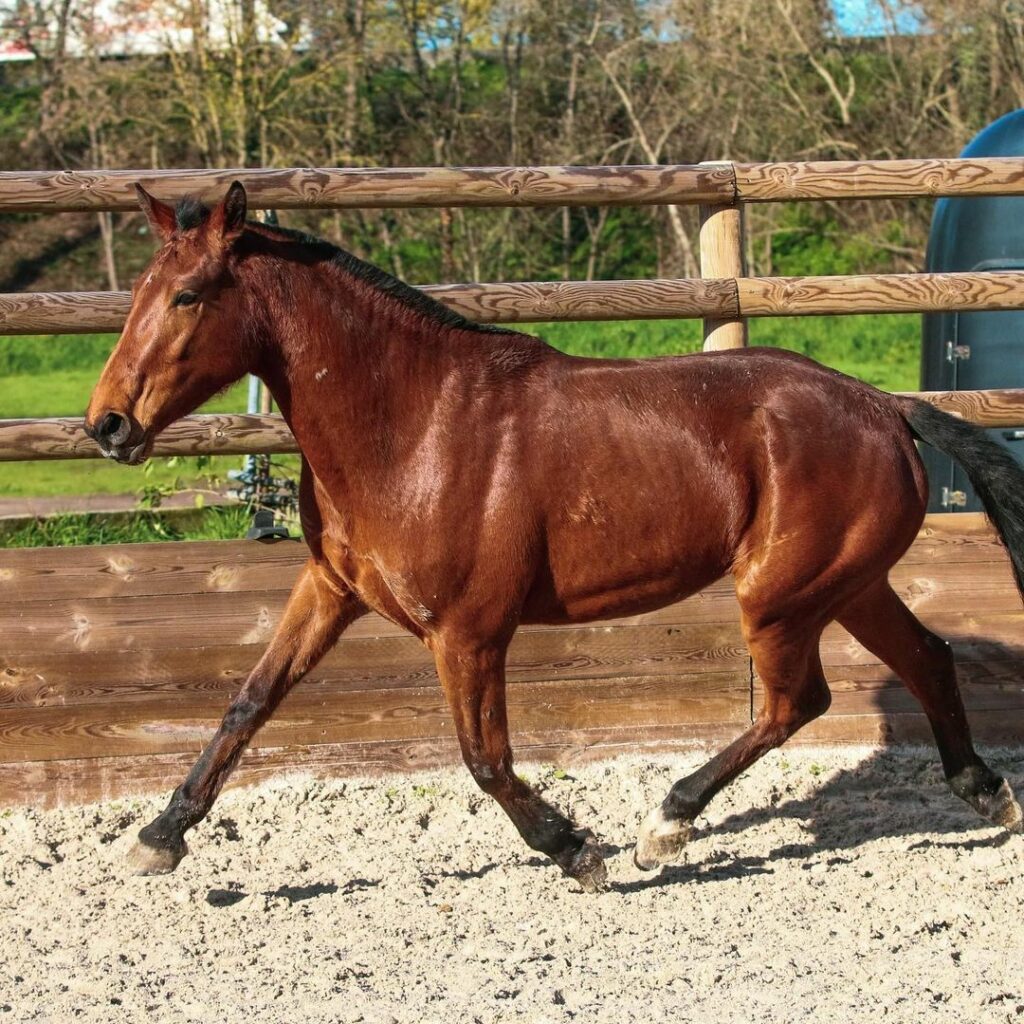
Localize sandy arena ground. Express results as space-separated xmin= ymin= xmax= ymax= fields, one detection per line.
xmin=2 ymin=746 xmax=1023 ymax=1023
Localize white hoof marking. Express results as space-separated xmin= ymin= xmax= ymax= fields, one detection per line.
xmin=634 ymin=806 xmax=691 ymax=871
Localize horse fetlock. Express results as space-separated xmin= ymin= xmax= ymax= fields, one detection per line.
xmin=562 ymin=832 xmax=607 ymax=894
xmin=950 ymin=767 xmax=1023 ymax=833
xmin=633 ymin=805 xmax=692 ymax=871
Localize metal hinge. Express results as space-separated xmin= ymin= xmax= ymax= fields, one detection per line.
xmin=945 ymin=342 xmax=971 ymax=362
xmin=941 ymin=487 xmax=968 ymax=508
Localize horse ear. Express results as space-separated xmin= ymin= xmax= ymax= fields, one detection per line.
xmin=134 ymin=184 xmax=177 ymax=241
xmin=208 ymin=180 xmax=247 ymax=245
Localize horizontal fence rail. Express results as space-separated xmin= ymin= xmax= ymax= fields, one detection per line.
xmin=0 ymin=165 xmax=736 ymax=213
xmin=8 ymin=270 xmax=1024 ymax=335
xmin=4 ymin=158 xmax=1024 ymax=212
xmin=3 ymin=389 xmax=1023 ymax=461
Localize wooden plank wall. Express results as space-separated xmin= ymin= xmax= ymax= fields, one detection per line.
xmin=0 ymin=513 xmax=1021 ymax=808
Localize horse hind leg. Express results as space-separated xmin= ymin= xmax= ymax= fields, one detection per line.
xmin=635 ymin=619 xmax=832 ymax=870
xmin=837 ymin=579 xmax=1022 ymax=833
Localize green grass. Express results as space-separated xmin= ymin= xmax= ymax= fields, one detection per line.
xmin=1 ymin=505 xmax=256 ymax=548
xmin=529 ymin=313 xmax=921 ymax=393
xmin=0 ymin=335 xmax=252 ymax=499
xmin=0 ymin=316 xmax=922 ymax=546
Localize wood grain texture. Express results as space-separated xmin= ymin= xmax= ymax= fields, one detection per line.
xmin=0 ymin=536 xmax=307 ymax=602
xmin=4 ymin=386 xmax=1022 ymax=463
xmin=895 ymin=388 xmax=1024 ymax=427
xmin=0 ymin=513 xmax=995 ymax=599
xmin=699 ymin=199 xmax=747 ymax=350
xmin=6 ymin=268 xmax=1024 ymax=338
xmin=426 ymin=278 xmax=738 ymax=323
xmin=0 ymin=620 xmax=748 ymax=708
xmin=0 ymin=580 xmax=743 ymax=654
xmin=734 ymin=157 xmax=1024 ymax=201
xmin=0 ymin=413 xmax=300 ymax=461
xmin=0 ymin=279 xmax=738 ymax=335
xmin=4 ymin=158 xmax=1024 ymax=215
xmin=0 ymin=672 xmax=749 ymax=764
xmin=0 ymin=726 xmax=746 ymax=809
xmin=0 ymin=165 xmax=736 ymax=213
xmin=1 ymin=514 xmax=1022 ymax=806
xmin=738 ymin=270 xmax=1024 ymax=317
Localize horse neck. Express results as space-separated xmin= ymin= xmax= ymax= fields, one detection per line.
xmin=242 ymin=253 xmax=473 ymax=492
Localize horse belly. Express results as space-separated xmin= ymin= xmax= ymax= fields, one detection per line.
xmin=521 ymin=508 xmax=732 ymax=626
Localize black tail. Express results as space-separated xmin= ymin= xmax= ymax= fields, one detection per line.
xmin=902 ymin=399 xmax=1024 ymax=600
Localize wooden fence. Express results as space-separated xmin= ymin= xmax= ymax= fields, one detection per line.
xmin=1 ymin=158 xmax=1023 ymax=806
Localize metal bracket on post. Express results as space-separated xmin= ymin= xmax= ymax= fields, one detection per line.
xmin=941 ymin=487 xmax=968 ymax=509
xmin=246 ymin=508 xmax=290 ymax=541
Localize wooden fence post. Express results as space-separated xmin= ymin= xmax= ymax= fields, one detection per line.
xmin=698 ymin=161 xmax=747 ymax=350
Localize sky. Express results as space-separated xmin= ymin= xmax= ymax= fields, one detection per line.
xmin=833 ymin=0 xmax=923 ymax=37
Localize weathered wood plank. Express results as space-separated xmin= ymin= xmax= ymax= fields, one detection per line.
xmin=0 ymin=165 xmax=736 ymax=213
xmin=0 ymin=514 xmax=1004 ymax=600
xmin=4 ymin=158 xmax=1024 ymax=216
xmin=0 ymin=413 xmax=300 ymax=461
xmin=0 ymin=537 xmax=305 ymax=600
xmin=0 ymin=672 xmax=749 ymax=764
xmin=698 ymin=192 xmax=747 ymax=350
xmin=0 ymin=724 xmax=746 ymax=809
xmin=734 ymin=157 xmax=1024 ymax=201
xmin=820 ymin=617 xmax=1024 ymax=669
xmin=739 ymin=270 xmax=1024 ymax=317
xmin=0 ymin=619 xmax=748 ymax=708
xmin=3 ymin=386 xmax=1023 ymax=462
xmin=896 ymin=388 xmax=1024 ymax=428
xmin=793 ymin=709 xmax=1024 ymax=746
xmin=7 ymin=554 xmax=1010 ymax=661
xmin=1 ymin=702 xmax=1018 ymax=809
xmin=426 ymin=278 xmax=737 ymax=323
xmin=8 ymin=270 xmax=1024 ymax=337
xmin=0 ymin=537 xmax=308 ymax=602
xmin=0 ymin=280 xmax=738 ymax=334
xmin=0 ymin=581 xmax=743 ymax=653
xmin=901 ymin=513 xmax=1006 ymax=564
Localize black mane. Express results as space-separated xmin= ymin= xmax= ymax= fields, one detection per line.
xmin=175 ymin=196 xmax=209 ymax=232
xmin=172 ymin=198 xmax=511 ymax=336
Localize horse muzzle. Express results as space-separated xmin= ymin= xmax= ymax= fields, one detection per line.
xmin=84 ymin=410 xmax=151 ymax=465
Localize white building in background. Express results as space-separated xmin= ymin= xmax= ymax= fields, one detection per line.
xmin=0 ymin=0 xmax=290 ymax=63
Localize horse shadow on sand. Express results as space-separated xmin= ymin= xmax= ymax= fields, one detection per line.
xmin=612 ymin=640 xmax=1024 ymax=893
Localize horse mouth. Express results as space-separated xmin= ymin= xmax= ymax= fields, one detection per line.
xmin=100 ymin=436 xmax=152 ymax=466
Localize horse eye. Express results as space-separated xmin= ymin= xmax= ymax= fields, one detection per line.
xmin=173 ymin=290 xmax=199 ymax=307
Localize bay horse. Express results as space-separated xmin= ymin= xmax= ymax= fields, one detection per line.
xmin=85 ymin=182 xmax=1023 ymax=892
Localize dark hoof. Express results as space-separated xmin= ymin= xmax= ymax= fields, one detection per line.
xmin=126 ymin=832 xmax=188 ymax=876
xmin=634 ymin=806 xmax=691 ymax=871
xmin=564 ymin=833 xmax=607 ymax=894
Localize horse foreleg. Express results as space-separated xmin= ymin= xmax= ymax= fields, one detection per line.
xmin=433 ymin=640 xmax=607 ymax=893
xmin=127 ymin=560 xmax=364 ymax=875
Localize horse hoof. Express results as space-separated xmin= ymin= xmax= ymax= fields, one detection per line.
xmin=986 ymin=779 xmax=1023 ymax=834
xmin=566 ymin=835 xmax=608 ymax=894
xmin=126 ymin=836 xmax=188 ymax=876
xmin=634 ymin=806 xmax=691 ymax=871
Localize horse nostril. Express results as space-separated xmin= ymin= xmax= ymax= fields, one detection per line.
xmin=97 ymin=412 xmax=130 ymax=445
